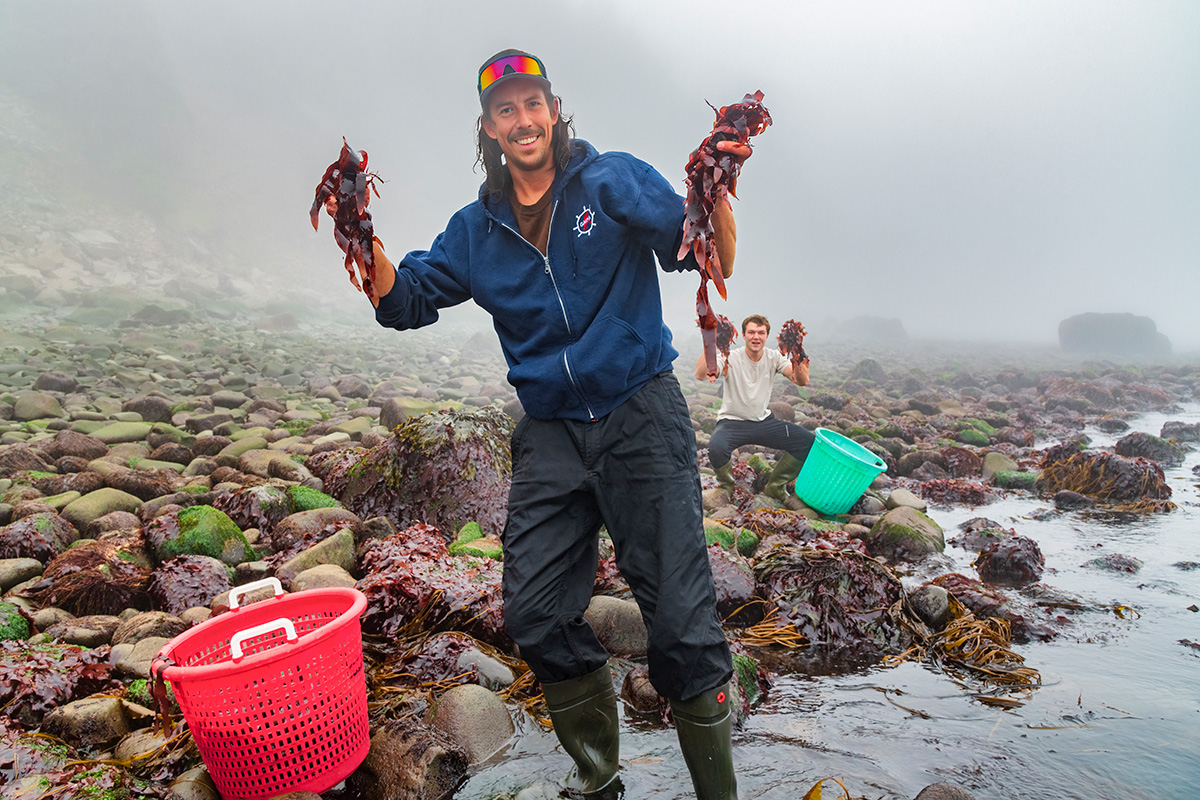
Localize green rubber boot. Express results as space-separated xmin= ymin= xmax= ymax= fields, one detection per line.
xmin=670 ymin=683 xmax=738 ymax=800
xmin=713 ymin=460 xmax=735 ymax=493
xmin=541 ymin=666 xmax=621 ymax=794
xmin=763 ymin=452 xmax=805 ymax=505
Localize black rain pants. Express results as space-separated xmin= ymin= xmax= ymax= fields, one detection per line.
xmin=707 ymin=413 xmax=816 ymax=469
xmin=501 ymin=372 xmax=732 ymax=702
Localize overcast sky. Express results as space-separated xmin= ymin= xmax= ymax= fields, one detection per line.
xmin=2 ymin=1 xmax=1197 ymax=348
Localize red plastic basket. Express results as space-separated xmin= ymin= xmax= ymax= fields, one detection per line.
xmin=152 ymin=578 xmax=370 ymax=800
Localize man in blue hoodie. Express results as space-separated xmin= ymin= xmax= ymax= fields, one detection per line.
xmin=364 ymin=49 xmax=744 ymax=799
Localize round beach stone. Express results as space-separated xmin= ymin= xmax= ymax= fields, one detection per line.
xmin=426 ymin=683 xmax=514 ymax=764
xmin=584 ymin=595 xmax=647 ymax=657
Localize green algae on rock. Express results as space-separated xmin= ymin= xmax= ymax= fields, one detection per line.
xmin=143 ymin=505 xmax=256 ymax=565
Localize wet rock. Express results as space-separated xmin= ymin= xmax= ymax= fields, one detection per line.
xmin=621 ymin=664 xmax=662 ymax=715
xmin=895 ymin=450 xmax=948 ymax=478
xmin=930 ymin=573 xmax=1038 ymax=643
xmin=113 ymin=635 xmax=170 ymax=678
xmin=168 ymin=767 xmax=220 ymax=800
xmin=13 ymin=392 xmax=65 ymax=421
xmin=349 ymin=718 xmax=469 ymax=800
xmin=885 ymin=488 xmax=927 ymax=512
xmin=83 ymin=509 xmax=142 ymax=538
xmin=89 ymin=421 xmax=153 ymax=445
xmin=0 ymin=511 xmax=79 ymax=561
xmin=909 ymin=460 xmax=951 ymax=482
xmin=114 ymin=727 xmax=171 ymax=763
xmin=584 ymin=595 xmax=648 ymax=657
xmin=866 ymin=507 xmax=945 ymax=561
xmin=940 ymin=446 xmax=982 ymax=478
xmin=913 ymin=783 xmax=979 ymax=800
xmin=149 ymin=555 xmax=234 ymax=615
xmin=0 ymin=557 xmax=43 ymax=591
xmin=34 ymin=371 xmax=79 ymax=393
xmin=1054 ymin=490 xmax=1094 ymax=510
xmin=41 ymin=430 xmax=109 ymax=461
xmin=0 ymin=443 xmax=53 ymax=477
xmin=270 ymin=506 xmax=362 ymax=553
xmin=1114 ymin=432 xmax=1185 ymax=467
xmin=290 ymin=562 xmax=357 ymax=591
xmin=707 ymin=545 xmax=761 ymax=627
xmin=908 ymin=584 xmax=953 ymax=631
xmin=426 ymin=683 xmax=514 ymax=763
xmin=122 ymin=396 xmax=173 ymax=424
xmin=273 ymin=528 xmax=355 ymax=589
xmin=60 ymin=487 xmax=143 ymax=530
xmin=981 ymin=451 xmax=1018 ymax=480
xmin=1161 ymin=421 xmax=1200 ymax=443
xmin=43 ymin=614 xmax=123 ymax=647
xmin=975 ymin=536 xmax=1045 ymax=586
xmin=43 ymin=696 xmax=133 ymax=748
xmin=1082 ymin=552 xmax=1143 ymax=573
xmin=149 ymin=442 xmax=193 ymax=465
xmin=111 ymin=610 xmax=189 ymax=646
xmin=143 ymin=505 xmax=255 ymax=565
xmin=1041 ymin=445 xmax=1171 ymax=505
xmin=310 ymin=406 xmax=513 ymax=539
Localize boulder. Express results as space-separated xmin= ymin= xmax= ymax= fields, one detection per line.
xmin=41 ymin=430 xmax=109 ymax=461
xmin=1058 ymin=312 xmax=1171 ymax=356
xmin=13 ymin=393 xmax=65 ymax=421
xmin=349 ymin=719 xmax=468 ymax=800
xmin=42 ymin=614 xmax=123 ymax=647
xmin=122 ymin=396 xmax=174 ymax=424
xmin=290 ymin=563 xmax=357 ymax=591
xmin=426 ymin=683 xmax=514 ymax=763
xmin=60 ymin=488 xmax=143 ymax=530
xmin=975 ymin=536 xmax=1045 ymax=586
xmin=584 ymin=595 xmax=648 ymax=657
xmin=0 ymin=512 xmax=80 ymax=561
xmin=273 ymin=529 xmax=355 ymax=589
xmin=866 ymin=507 xmax=945 ymax=561
xmin=43 ymin=696 xmax=133 ymax=748
xmin=111 ymin=610 xmax=189 ymax=646
xmin=1114 ymin=432 xmax=1185 ymax=467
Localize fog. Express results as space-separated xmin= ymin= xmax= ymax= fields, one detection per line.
xmin=2 ymin=0 xmax=1197 ymax=349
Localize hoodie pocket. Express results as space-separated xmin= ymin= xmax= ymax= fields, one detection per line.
xmin=564 ymin=315 xmax=650 ymax=403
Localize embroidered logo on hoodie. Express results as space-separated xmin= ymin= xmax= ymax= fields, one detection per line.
xmin=573 ymin=205 xmax=595 ymax=237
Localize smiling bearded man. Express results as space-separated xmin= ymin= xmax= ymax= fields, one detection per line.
xmin=360 ymin=48 xmax=752 ymax=799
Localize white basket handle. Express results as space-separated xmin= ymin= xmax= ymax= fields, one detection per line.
xmin=230 ymin=617 xmax=298 ymax=660
xmin=229 ymin=577 xmax=284 ymax=611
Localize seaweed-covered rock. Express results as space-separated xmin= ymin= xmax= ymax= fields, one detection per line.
xmin=143 ymin=505 xmax=255 ymax=565
xmin=0 ymin=512 xmax=79 ymax=562
xmin=270 ymin=506 xmax=361 ymax=556
xmin=212 ymin=484 xmax=292 ymax=534
xmin=385 ymin=631 xmax=516 ymax=691
xmin=30 ymin=536 xmax=152 ymax=616
xmin=310 ymin=407 xmax=513 ymax=539
xmin=149 ymin=555 xmax=234 ymax=615
xmin=1114 ymin=432 xmax=1185 ymax=467
xmin=754 ymin=547 xmax=908 ymax=652
xmin=975 ymin=536 xmax=1045 ymax=587
xmin=866 ymin=507 xmax=945 ymax=561
xmin=929 ymin=573 xmax=1041 ymax=643
xmin=1161 ymin=421 xmax=1200 ymax=443
xmin=41 ymin=430 xmax=109 ymax=462
xmin=1039 ymin=446 xmax=1172 ymax=506
xmin=0 ymin=640 xmax=113 ymax=725
xmin=358 ymin=522 xmax=506 ymax=648
xmin=706 ymin=544 xmax=761 ymax=627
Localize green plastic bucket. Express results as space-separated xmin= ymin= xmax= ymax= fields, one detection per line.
xmin=792 ymin=428 xmax=887 ymax=514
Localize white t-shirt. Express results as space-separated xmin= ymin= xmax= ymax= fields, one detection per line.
xmin=716 ymin=347 xmax=790 ymax=422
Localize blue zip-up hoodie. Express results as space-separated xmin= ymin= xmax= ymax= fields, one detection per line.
xmin=375 ymin=139 xmax=699 ymax=421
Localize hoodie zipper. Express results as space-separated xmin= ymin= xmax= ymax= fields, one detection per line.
xmin=498 ymin=200 xmax=596 ymax=420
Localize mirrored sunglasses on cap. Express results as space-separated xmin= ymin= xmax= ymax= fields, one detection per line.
xmin=478 ymin=54 xmax=548 ymax=95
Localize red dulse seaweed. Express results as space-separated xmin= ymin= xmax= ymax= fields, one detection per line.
xmin=776 ymin=319 xmax=808 ymax=371
xmin=311 ymin=138 xmax=384 ymax=296
xmin=681 ymin=92 xmax=771 ymax=379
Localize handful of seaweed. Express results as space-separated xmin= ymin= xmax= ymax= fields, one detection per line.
xmin=777 ymin=319 xmax=808 ymax=371
xmin=311 ymin=138 xmax=384 ymax=297
xmin=682 ymin=91 xmax=772 ymax=379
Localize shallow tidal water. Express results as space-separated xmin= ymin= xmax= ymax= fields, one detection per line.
xmin=455 ymin=406 xmax=1200 ymax=800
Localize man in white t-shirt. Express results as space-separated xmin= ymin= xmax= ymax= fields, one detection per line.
xmin=694 ymin=314 xmax=812 ymax=505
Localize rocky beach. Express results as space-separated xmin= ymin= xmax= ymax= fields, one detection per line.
xmin=2 ymin=275 xmax=1198 ymax=800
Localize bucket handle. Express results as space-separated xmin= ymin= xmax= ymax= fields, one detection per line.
xmin=230 ymin=617 xmax=298 ymax=660
xmin=229 ymin=577 xmax=284 ymax=611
